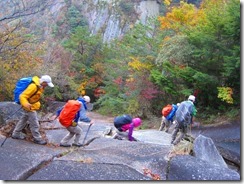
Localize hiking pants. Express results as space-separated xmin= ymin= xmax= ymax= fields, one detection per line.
xmin=159 ymin=116 xmax=171 ymax=132
xmin=171 ymin=121 xmax=187 ymax=145
xmin=61 ymin=125 xmax=82 ymax=144
xmin=13 ymin=110 xmax=42 ymax=141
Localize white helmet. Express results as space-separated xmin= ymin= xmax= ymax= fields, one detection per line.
xmin=40 ymin=75 xmax=54 ymax=87
xmin=188 ymin=95 xmax=196 ymax=102
xmin=83 ymin=95 xmax=91 ymax=103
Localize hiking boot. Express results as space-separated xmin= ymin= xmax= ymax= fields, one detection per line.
xmin=60 ymin=143 xmax=71 ymax=147
xmin=12 ymin=134 xmax=26 ymax=140
xmin=34 ymin=139 xmax=47 ymax=145
xmin=72 ymin=143 xmax=83 ymax=147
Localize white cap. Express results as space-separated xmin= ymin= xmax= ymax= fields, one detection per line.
xmin=83 ymin=95 xmax=91 ymax=103
xmin=188 ymin=95 xmax=195 ymax=102
xmin=40 ymin=75 xmax=54 ymax=87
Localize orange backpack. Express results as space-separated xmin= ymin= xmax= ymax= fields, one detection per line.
xmin=59 ymin=100 xmax=81 ymax=127
xmin=162 ymin=104 xmax=173 ymax=117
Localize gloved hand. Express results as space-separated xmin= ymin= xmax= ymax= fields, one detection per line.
xmin=90 ymin=120 xmax=94 ymax=125
xmin=71 ymin=121 xmax=77 ymax=126
xmin=24 ymin=103 xmax=32 ymax=110
xmin=132 ymin=137 xmax=138 ymax=142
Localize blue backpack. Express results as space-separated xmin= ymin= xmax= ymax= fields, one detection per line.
xmin=14 ymin=77 xmax=38 ymax=104
xmin=166 ymin=104 xmax=178 ymax=121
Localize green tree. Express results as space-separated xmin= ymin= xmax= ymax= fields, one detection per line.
xmin=96 ymin=20 xmax=166 ymax=117
xmin=187 ymin=0 xmax=240 ymax=107
xmin=66 ymin=5 xmax=88 ymax=33
xmin=157 ymin=0 xmax=240 ymax=112
xmin=221 ymin=0 xmax=240 ymax=103
xmin=62 ymin=26 xmax=105 ymax=98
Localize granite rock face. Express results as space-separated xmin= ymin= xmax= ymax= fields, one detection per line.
xmin=0 ymin=102 xmax=240 ymax=181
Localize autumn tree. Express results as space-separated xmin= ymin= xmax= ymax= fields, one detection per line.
xmin=156 ymin=0 xmax=240 ymax=115
xmin=0 ymin=0 xmax=54 ymax=101
xmin=96 ymin=20 xmax=165 ymax=117
xmin=0 ymin=25 xmax=46 ymax=101
xmin=187 ymin=0 xmax=240 ymax=108
xmin=62 ymin=26 xmax=105 ymax=100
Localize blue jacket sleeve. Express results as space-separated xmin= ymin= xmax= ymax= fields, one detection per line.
xmin=78 ymin=103 xmax=91 ymax=122
xmin=74 ymin=111 xmax=80 ymax=123
xmin=56 ymin=107 xmax=63 ymax=116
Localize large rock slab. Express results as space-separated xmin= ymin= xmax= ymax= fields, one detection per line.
xmin=193 ymin=134 xmax=228 ymax=168
xmin=190 ymin=121 xmax=240 ymax=170
xmin=168 ymin=155 xmax=240 ymax=180
xmin=28 ymin=137 xmax=172 ymax=180
xmin=27 ymin=160 xmax=151 ymax=180
xmin=133 ymin=129 xmax=172 ymax=146
xmin=0 ymin=135 xmax=64 ymax=180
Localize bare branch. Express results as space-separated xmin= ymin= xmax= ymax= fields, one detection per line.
xmin=0 ymin=0 xmax=55 ymax=23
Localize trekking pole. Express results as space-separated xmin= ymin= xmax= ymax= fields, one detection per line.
xmin=81 ymin=123 xmax=93 ymax=146
xmin=4 ymin=106 xmax=22 ymax=122
xmin=1 ymin=125 xmax=16 ymax=147
xmin=1 ymin=106 xmax=22 ymax=147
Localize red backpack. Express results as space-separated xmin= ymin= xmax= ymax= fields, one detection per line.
xmin=162 ymin=104 xmax=173 ymax=117
xmin=59 ymin=100 xmax=81 ymax=127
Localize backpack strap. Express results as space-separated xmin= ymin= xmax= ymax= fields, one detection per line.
xmin=28 ymin=83 xmax=40 ymax=104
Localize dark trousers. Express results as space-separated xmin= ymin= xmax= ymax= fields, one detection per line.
xmin=171 ymin=121 xmax=187 ymax=145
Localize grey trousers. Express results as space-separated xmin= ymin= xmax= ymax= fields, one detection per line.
xmin=61 ymin=126 xmax=82 ymax=144
xmin=13 ymin=110 xmax=42 ymax=140
xmin=159 ymin=116 xmax=171 ymax=132
xmin=171 ymin=121 xmax=187 ymax=145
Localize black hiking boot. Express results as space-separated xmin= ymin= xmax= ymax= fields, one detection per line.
xmin=34 ymin=139 xmax=47 ymax=145
xmin=12 ymin=134 xmax=26 ymax=140
xmin=60 ymin=143 xmax=71 ymax=147
xmin=72 ymin=143 xmax=83 ymax=147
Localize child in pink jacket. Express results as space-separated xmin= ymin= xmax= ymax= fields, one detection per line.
xmin=112 ymin=114 xmax=142 ymax=141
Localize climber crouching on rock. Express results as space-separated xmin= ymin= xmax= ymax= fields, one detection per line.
xmin=112 ymin=114 xmax=141 ymax=141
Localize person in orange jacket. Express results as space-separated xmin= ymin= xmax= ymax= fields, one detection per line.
xmin=12 ymin=75 xmax=54 ymax=145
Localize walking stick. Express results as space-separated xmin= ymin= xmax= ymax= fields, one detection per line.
xmin=81 ymin=123 xmax=92 ymax=146
xmin=4 ymin=106 xmax=22 ymax=122
xmin=1 ymin=125 xmax=16 ymax=147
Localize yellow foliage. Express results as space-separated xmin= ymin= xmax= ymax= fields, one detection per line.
xmin=164 ymin=0 xmax=172 ymax=6
xmin=128 ymin=57 xmax=153 ymax=71
xmin=217 ymin=87 xmax=234 ymax=104
xmin=126 ymin=75 xmax=134 ymax=83
xmin=77 ymin=81 xmax=87 ymax=96
xmin=0 ymin=25 xmax=47 ymax=100
xmin=158 ymin=1 xmax=200 ymax=32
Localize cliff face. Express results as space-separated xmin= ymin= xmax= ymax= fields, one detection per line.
xmin=0 ymin=0 xmax=160 ymax=42
xmin=80 ymin=0 xmax=160 ymax=42
xmin=48 ymin=0 xmax=160 ymax=42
